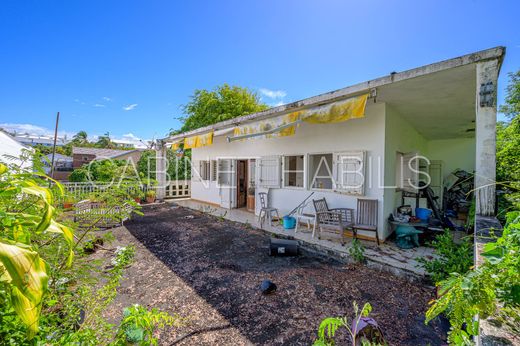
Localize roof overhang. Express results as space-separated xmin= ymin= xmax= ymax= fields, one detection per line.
xmin=163 ymin=46 xmax=505 ymax=144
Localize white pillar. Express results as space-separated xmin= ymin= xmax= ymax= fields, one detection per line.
xmin=155 ymin=142 xmax=168 ymax=201
xmin=475 ymin=59 xmax=500 ymax=216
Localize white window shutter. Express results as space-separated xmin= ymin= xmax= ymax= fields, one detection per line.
xmin=335 ymin=151 xmax=365 ymax=195
xmin=217 ymin=159 xmax=234 ymax=186
xmin=191 ymin=160 xmax=199 ymax=180
xmin=257 ymin=155 xmax=281 ymax=188
xmin=402 ymin=152 xmax=419 ymax=192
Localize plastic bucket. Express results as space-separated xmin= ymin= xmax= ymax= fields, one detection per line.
xmin=282 ymin=216 xmax=296 ymax=229
xmin=415 ymin=208 xmax=432 ymax=221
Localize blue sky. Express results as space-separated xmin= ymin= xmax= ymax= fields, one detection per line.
xmin=0 ymin=0 xmax=518 ymax=143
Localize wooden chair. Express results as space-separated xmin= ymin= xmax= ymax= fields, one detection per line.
xmin=353 ymin=198 xmax=379 ymax=245
xmin=312 ymin=198 xmax=354 ymax=245
xmin=294 ymin=201 xmax=316 ymax=234
xmin=258 ymin=192 xmax=280 ymax=228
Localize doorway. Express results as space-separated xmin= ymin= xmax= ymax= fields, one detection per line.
xmin=236 ymin=160 xmax=248 ymax=208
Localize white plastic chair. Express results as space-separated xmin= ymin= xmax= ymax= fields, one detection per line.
xmin=294 ymin=202 xmax=316 ymax=234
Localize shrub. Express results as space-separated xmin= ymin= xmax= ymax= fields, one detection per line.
xmin=418 ymin=230 xmax=473 ymax=283
xmin=348 ymin=238 xmax=366 ymax=264
xmin=425 ymin=211 xmax=520 ymax=344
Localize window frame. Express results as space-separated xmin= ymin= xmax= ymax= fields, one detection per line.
xmin=307 ymin=152 xmax=335 ymax=191
xmin=199 ymin=160 xmax=211 ymax=181
xmin=282 ymin=154 xmax=306 ymax=189
xmin=334 ymin=150 xmax=366 ymax=196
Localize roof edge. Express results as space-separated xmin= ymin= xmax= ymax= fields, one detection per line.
xmin=164 ymin=46 xmax=506 ymax=143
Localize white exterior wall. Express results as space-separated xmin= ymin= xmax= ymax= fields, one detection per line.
xmin=426 ymin=138 xmax=476 ymax=179
xmin=191 ymin=102 xmax=388 ymax=239
xmin=0 ymin=132 xmax=33 ymax=170
xmin=382 ymin=106 xmax=429 ymax=238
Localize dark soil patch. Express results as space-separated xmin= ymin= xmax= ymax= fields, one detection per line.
xmin=108 ymin=203 xmax=447 ymax=345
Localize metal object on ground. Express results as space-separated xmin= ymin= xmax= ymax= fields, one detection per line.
xmin=269 ymin=238 xmax=299 ymax=256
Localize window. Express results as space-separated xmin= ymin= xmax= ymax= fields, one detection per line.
xmin=334 ymin=151 xmax=365 ymax=195
xmin=283 ymin=155 xmax=305 ymax=188
xmin=197 ymin=160 xmax=211 ymax=181
xmin=396 ymin=152 xmax=419 ymax=192
xmin=308 ymin=153 xmax=334 ymax=190
xmin=191 ymin=161 xmax=211 ymax=180
xmin=210 ymin=160 xmax=217 ymax=181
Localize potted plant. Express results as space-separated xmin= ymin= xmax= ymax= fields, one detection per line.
xmin=145 ymin=190 xmax=156 ymax=204
xmin=247 ymin=185 xmax=255 ymax=212
xmin=63 ymin=195 xmax=75 ymax=209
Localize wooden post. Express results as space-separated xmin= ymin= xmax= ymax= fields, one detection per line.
xmin=50 ymin=112 xmax=60 ymax=179
xmin=475 ymin=59 xmax=500 ymax=217
xmin=155 ymin=141 xmax=167 ymax=201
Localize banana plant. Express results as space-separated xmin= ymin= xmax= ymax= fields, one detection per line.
xmin=0 ymin=163 xmax=75 ymax=338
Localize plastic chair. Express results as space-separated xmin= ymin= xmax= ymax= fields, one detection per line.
xmin=258 ymin=192 xmax=280 ymax=228
xmin=294 ymin=201 xmax=316 ymax=234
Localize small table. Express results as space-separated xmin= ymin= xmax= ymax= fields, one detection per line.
xmin=389 ymin=221 xmax=428 ymax=249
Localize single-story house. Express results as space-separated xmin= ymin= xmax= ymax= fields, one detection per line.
xmin=157 ymin=47 xmax=505 ymax=242
xmin=72 ymin=147 xmax=144 ymax=169
xmin=43 ymin=153 xmax=73 ymax=181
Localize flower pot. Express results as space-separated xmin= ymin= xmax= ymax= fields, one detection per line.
xmin=247 ymin=195 xmax=255 ymax=212
xmin=146 ymin=196 xmax=155 ymax=204
xmin=134 ymin=197 xmax=141 ymax=204
xmin=63 ymin=202 xmax=73 ymax=209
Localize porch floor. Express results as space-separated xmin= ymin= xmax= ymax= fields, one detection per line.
xmin=172 ymin=199 xmax=436 ymax=279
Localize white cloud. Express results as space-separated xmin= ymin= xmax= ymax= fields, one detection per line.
xmin=0 ymin=123 xmax=76 ymax=139
xmin=0 ymin=123 xmax=151 ymax=148
xmin=123 ymin=103 xmax=138 ymax=111
xmin=259 ymin=88 xmax=287 ymax=99
xmin=93 ymin=103 xmax=106 ymax=108
xmin=102 ymin=96 xmax=111 ymax=101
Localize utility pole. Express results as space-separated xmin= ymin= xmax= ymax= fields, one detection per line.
xmin=50 ymin=112 xmax=60 ymax=179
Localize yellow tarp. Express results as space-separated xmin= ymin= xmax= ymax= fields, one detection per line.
xmin=301 ymin=93 xmax=368 ymax=124
xmin=233 ymin=111 xmax=301 ymax=140
xmin=170 ymin=140 xmax=182 ymax=150
xmin=184 ymin=132 xmax=213 ymax=149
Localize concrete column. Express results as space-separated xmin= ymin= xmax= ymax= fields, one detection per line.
xmin=155 ymin=142 xmax=168 ymax=201
xmin=475 ymin=59 xmax=500 ymax=216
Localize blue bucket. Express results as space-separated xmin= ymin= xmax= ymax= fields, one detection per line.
xmin=415 ymin=208 xmax=432 ymax=221
xmin=283 ymin=216 xmax=296 ymax=229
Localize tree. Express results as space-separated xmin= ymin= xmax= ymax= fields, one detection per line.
xmin=497 ymin=69 xmax=520 ymax=216
xmin=72 ymin=131 xmax=89 ymax=145
xmin=499 ymin=70 xmax=520 ymax=120
xmin=96 ymin=132 xmax=113 ymax=149
xmin=173 ymin=84 xmax=268 ymax=134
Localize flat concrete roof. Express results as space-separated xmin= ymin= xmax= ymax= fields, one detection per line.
xmin=165 ymin=46 xmax=505 ymax=143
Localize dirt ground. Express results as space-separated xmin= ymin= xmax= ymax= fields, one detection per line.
xmin=100 ymin=203 xmax=447 ymax=345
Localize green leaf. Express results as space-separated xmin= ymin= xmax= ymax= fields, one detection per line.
xmin=45 ymin=220 xmax=74 ymax=267
xmin=0 ymin=242 xmax=49 ymax=338
xmin=0 ymin=163 xmax=7 ymax=175
xmin=20 ymin=182 xmax=53 ymax=205
xmin=125 ymin=325 xmax=145 ymax=343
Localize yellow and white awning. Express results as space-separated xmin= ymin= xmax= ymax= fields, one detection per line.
xmin=231 ymin=111 xmax=301 ymax=142
xmin=228 ymin=93 xmax=368 ymax=142
xmin=184 ymin=131 xmax=214 ymax=149
xmin=301 ymin=93 xmax=368 ymax=124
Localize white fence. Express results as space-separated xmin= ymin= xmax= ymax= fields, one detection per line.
xmin=165 ymin=180 xmax=191 ymax=199
xmin=62 ymin=180 xmax=191 ymax=199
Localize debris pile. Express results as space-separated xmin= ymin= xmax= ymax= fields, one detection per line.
xmin=443 ymin=169 xmax=474 ymax=220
